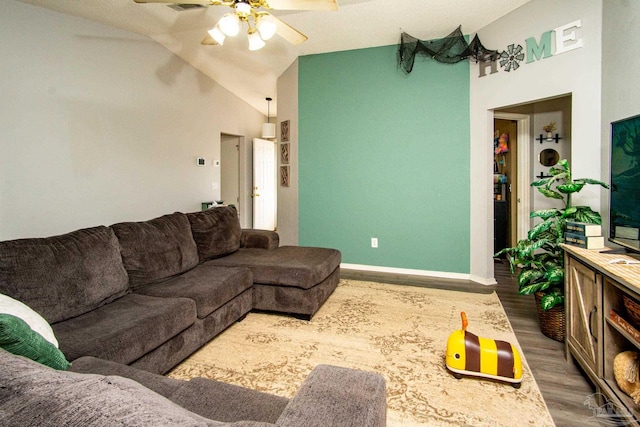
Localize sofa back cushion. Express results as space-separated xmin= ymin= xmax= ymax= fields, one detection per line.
xmin=111 ymin=213 xmax=199 ymax=289
xmin=186 ymin=206 xmax=241 ymax=262
xmin=0 ymin=226 xmax=129 ymax=324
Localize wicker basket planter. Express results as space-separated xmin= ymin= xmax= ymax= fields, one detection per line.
xmin=534 ymin=292 xmax=566 ymax=342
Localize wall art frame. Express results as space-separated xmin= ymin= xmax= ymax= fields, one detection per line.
xmin=280 ymin=165 xmax=290 ymax=187
xmin=280 ymin=120 xmax=290 ymax=142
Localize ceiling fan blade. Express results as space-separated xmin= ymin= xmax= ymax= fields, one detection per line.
xmin=201 ymin=34 xmax=219 ymax=45
xmin=272 ymin=15 xmax=308 ymax=45
xmin=265 ymin=0 xmax=338 ymax=11
xmin=133 ymin=0 xmax=214 ymax=4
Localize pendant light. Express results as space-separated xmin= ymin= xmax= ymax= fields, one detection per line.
xmin=261 ymin=97 xmax=276 ymax=139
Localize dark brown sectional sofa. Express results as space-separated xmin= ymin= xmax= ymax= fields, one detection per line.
xmin=0 ymin=206 xmax=387 ymax=426
xmin=0 ymin=206 xmax=340 ymax=373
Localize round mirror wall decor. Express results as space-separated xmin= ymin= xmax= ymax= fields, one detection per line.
xmin=539 ymin=149 xmax=560 ymax=167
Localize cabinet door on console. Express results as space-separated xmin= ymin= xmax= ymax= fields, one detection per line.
xmin=566 ymin=256 xmax=602 ymax=378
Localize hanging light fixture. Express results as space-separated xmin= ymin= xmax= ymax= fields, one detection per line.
xmin=256 ymin=14 xmax=277 ymax=41
xmin=248 ymin=27 xmax=266 ymax=51
xmin=262 ymin=97 xmax=276 ymax=139
xmin=207 ymin=1 xmax=280 ymax=51
xmin=207 ymin=25 xmax=226 ymax=45
xmin=218 ymin=13 xmax=241 ymax=36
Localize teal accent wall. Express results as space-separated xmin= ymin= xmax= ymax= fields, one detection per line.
xmin=299 ymin=44 xmax=470 ymax=274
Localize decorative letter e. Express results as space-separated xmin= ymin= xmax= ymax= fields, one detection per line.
xmin=554 ymin=20 xmax=583 ymax=55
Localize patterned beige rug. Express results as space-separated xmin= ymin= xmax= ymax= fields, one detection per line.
xmin=168 ymin=279 xmax=554 ymax=426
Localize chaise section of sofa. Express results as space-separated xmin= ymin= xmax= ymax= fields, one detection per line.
xmin=187 ymin=206 xmax=341 ymax=320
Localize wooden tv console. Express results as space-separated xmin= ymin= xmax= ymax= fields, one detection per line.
xmin=564 ymin=244 xmax=640 ymax=425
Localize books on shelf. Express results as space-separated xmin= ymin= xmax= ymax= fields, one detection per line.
xmin=610 ymin=310 xmax=640 ymax=345
xmin=566 ymin=221 xmax=602 ymax=237
xmin=564 ymin=232 xmax=605 ymax=249
xmin=564 ymin=221 xmax=605 ymax=249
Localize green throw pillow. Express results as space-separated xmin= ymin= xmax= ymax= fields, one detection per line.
xmin=0 ymin=313 xmax=71 ymax=370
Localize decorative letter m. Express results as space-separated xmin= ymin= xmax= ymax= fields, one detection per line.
xmin=525 ymin=31 xmax=552 ymax=64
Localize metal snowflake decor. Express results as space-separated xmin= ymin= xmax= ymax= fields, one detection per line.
xmin=499 ymin=44 xmax=525 ymax=72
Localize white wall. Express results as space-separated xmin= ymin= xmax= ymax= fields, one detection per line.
xmin=0 ymin=2 xmax=264 ymax=240
xmin=601 ymin=1 xmax=640 ymax=234
xmin=470 ymin=0 xmax=604 ymax=281
xmin=276 ymin=60 xmax=299 ymax=245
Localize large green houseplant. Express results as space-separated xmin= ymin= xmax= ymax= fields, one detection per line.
xmin=495 ymin=159 xmax=609 ymax=313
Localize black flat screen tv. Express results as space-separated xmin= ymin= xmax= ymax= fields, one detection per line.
xmin=609 ymin=113 xmax=640 ymax=253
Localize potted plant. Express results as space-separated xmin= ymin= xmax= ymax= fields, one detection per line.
xmin=543 ymin=122 xmax=557 ymax=140
xmin=495 ymin=159 xmax=609 ymax=341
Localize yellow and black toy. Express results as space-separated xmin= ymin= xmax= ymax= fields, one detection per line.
xmin=445 ymin=312 xmax=523 ymax=388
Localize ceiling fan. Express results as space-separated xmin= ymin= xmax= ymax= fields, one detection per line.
xmin=133 ymin=0 xmax=338 ymax=50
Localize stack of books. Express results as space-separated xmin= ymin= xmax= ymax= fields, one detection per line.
xmin=564 ymin=221 xmax=605 ymax=249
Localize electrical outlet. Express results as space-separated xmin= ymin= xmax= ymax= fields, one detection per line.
xmin=371 ymin=237 xmax=378 ymax=248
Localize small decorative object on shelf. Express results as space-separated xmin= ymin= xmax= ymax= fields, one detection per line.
xmin=614 ymin=351 xmax=640 ymax=405
xmin=536 ymin=122 xmax=563 ymax=143
xmin=624 ymin=295 xmax=640 ymax=329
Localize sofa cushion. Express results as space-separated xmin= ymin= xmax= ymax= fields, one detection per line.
xmin=134 ymin=265 xmax=253 ymax=319
xmin=170 ymin=377 xmax=289 ymax=424
xmin=0 ymin=349 xmax=223 ymax=427
xmin=187 ymin=206 xmax=242 ymax=262
xmin=71 ymin=355 xmax=186 ymax=398
xmin=205 ymin=246 xmax=342 ymax=289
xmin=70 ymin=355 xmax=289 ymax=424
xmin=52 ymin=293 xmax=197 ymax=364
xmin=0 ymin=314 xmax=71 ymax=370
xmin=0 ymin=226 xmax=130 ymax=323
xmin=112 ymin=212 xmax=199 ymax=289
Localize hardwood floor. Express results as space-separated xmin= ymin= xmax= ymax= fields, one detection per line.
xmin=342 ymin=262 xmax=601 ymax=427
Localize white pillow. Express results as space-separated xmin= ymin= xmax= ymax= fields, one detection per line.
xmin=0 ymin=293 xmax=59 ymax=348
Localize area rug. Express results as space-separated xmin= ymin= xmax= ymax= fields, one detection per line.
xmin=168 ymin=279 xmax=554 ymax=426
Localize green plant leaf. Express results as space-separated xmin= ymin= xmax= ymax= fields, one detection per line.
xmin=544 ymin=265 xmax=564 ymax=284
xmin=531 ymin=209 xmax=561 ymax=220
xmin=531 ymin=178 xmax=551 ymax=187
xmin=540 ymin=293 xmax=564 ymax=310
xmin=572 ymin=207 xmax=602 ymax=224
xmin=537 ymin=188 xmax=564 ymax=199
xmin=557 ymin=183 xmax=584 ymax=194
xmin=561 ymin=207 xmax=577 ymax=218
xmin=528 ymin=220 xmax=555 ymax=240
xmin=556 ymin=159 xmax=569 ymax=171
xmin=518 ymin=268 xmax=545 ymax=289
xmin=576 ymin=178 xmax=610 ymax=189
xmin=520 ymin=281 xmax=544 ymax=295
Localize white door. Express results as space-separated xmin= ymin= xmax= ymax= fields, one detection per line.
xmin=252 ymin=138 xmax=276 ymax=230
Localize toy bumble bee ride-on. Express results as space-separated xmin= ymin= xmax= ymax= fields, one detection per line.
xmin=446 ymin=312 xmax=523 ymax=388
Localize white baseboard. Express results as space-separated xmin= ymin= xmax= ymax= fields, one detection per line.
xmin=341 ymin=263 xmax=497 ymax=286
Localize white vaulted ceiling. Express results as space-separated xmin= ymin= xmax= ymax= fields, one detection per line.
xmin=16 ymin=0 xmax=531 ymax=115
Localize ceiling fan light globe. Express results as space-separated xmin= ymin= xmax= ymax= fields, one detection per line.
xmin=235 ymin=1 xmax=251 ymax=17
xmin=207 ymin=25 xmax=226 ymax=45
xmin=219 ymin=13 xmax=241 ymax=37
xmin=248 ymin=29 xmax=266 ymax=51
xmin=256 ymin=16 xmax=277 ymax=41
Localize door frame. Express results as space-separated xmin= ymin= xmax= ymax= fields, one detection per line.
xmin=494 ymin=112 xmax=531 ymax=241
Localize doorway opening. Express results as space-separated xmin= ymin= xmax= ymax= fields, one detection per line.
xmin=493 ymin=95 xmax=572 ymax=256
xmin=221 ymin=132 xmax=241 ymax=215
